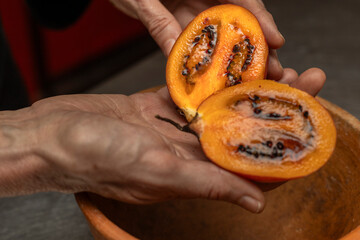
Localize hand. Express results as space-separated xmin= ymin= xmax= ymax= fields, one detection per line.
xmin=4 ymin=88 xmax=264 ymax=213
xmin=0 ymin=65 xmax=324 ymax=212
xmin=110 ymin=0 xmax=326 ymax=94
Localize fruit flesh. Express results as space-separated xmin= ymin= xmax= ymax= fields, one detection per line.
xmin=191 ymin=80 xmax=336 ymax=182
xmin=167 ymin=4 xmax=268 ymax=121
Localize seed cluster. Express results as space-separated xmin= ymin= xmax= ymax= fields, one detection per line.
xmin=202 ymin=25 xmax=217 ymax=48
xmin=237 ymin=140 xmax=285 ymax=159
xmin=248 ymin=95 xmax=292 ymax=120
xmin=242 ymin=38 xmax=255 ymax=71
xmin=182 ymin=25 xmax=217 ymax=82
xmin=226 ymin=38 xmax=255 ymax=87
xmin=235 ymin=94 xmax=314 ymax=159
xmin=233 ymin=95 xmax=314 ymax=161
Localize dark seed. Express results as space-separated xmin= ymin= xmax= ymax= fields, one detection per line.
xmin=244 ymin=38 xmax=250 ymax=43
xmin=299 ymin=105 xmax=303 ymax=112
xmin=227 ymin=63 xmax=231 ymax=71
xmin=269 ymin=113 xmax=281 ymax=118
xmin=209 ymin=41 xmax=214 ymax=48
xmin=182 ymin=69 xmax=188 ymax=76
xmin=246 ymin=146 xmax=252 ymax=154
xmin=254 ymin=151 xmax=259 ymax=158
xmin=207 ymin=49 xmax=213 ymax=54
xmin=233 ymin=80 xmax=242 ymax=86
xmin=208 ymin=31 xmax=214 ymax=40
xmin=238 ymin=145 xmax=246 ymax=152
xmin=233 ymin=44 xmax=240 ymax=53
xmin=276 ymin=142 xmax=284 ymax=150
xmin=195 ymin=63 xmax=200 ymax=71
xmin=254 ymin=108 xmax=262 ymax=114
xmin=250 ymin=45 xmax=255 ymax=50
xmin=208 ymin=25 xmax=214 ymax=29
xmin=271 ymin=148 xmax=278 ymax=158
xmin=303 ymin=111 xmax=309 ymax=118
xmin=193 ymin=36 xmax=201 ymax=43
xmin=249 ymin=95 xmax=260 ymax=101
xmin=266 ymin=141 xmax=273 ymax=148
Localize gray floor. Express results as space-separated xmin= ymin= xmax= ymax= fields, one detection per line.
xmin=1 ymin=1 xmax=359 ymax=240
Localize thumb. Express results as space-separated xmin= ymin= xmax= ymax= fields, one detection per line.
xmin=172 ymin=157 xmax=265 ymax=213
xmin=136 ymin=0 xmax=182 ymax=57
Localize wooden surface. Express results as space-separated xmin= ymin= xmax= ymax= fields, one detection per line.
xmin=76 ymin=97 xmax=360 ymax=240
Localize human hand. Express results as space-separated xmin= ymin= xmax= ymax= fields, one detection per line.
xmin=109 ymin=0 xmax=326 ymax=95
xmin=1 ymin=88 xmax=265 ymax=213
xmin=0 ymin=65 xmax=325 ymax=212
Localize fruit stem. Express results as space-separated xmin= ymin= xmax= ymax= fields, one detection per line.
xmin=155 ymin=115 xmax=199 ymax=138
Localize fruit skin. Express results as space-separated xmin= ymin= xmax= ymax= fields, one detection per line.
xmin=166 ymin=4 xmax=268 ymax=121
xmin=190 ymin=80 xmax=337 ymax=182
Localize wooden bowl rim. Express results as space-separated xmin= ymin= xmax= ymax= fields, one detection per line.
xmin=75 ymin=95 xmax=360 ymax=240
xmin=75 ymin=192 xmax=139 ymax=240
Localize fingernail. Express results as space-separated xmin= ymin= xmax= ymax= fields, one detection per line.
xmin=238 ymin=196 xmax=263 ymax=213
xmin=165 ymin=39 xmax=176 ymax=57
xmin=279 ymin=32 xmax=285 ymax=43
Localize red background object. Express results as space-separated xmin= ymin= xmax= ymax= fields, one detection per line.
xmin=0 ymin=0 xmax=147 ymax=101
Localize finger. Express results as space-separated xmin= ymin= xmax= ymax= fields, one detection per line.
xmin=109 ymin=0 xmax=138 ymax=19
xmin=171 ymin=157 xmax=265 ymax=213
xmin=289 ymin=68 xmax=326 ymax=96
xmin=223 ymin=0 xmax=285 ymax=49
xmin=136 ymin=0 xmax=182 ymax=57
xmin=266 ymin=49 xmax=283 ymax=80
xmin=277 ymin=68 xmax=298 ymax=84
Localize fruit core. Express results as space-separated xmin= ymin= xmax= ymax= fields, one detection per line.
xmin=181 ymin=21 xmax=256 ymax=89
xmin=182 ymin=24 xmax=218 ymax=86
xmin=225 ymin=94 xmax=316 ymax=163
xmin=226 ymin=38 xmax=255 ymax=87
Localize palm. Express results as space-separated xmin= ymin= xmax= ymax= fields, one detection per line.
xmin=34 ymin=87 xmax=205 ymax=162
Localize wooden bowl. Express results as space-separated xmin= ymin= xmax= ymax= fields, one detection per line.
xmin=75 ymin=97 xmax=360 ymax=240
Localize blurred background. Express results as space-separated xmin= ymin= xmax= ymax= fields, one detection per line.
xmin=0 ymin=0 xmax=359 ymax=239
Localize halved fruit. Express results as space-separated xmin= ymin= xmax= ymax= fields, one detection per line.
xmin=167 ymin=4 xmax=268 ymax=121
xmin=188 ymin=80 xmax=336 ymax=182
